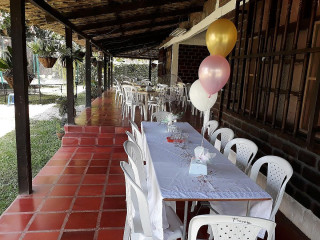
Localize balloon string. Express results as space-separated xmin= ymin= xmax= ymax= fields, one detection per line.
xmin=201 ymin=129 xmax=205 ymax=147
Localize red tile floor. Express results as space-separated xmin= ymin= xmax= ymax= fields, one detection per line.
xmin=0 ymin=90 xmax=308 ymax=240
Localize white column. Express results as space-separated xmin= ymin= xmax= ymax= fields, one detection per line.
xmin=171 ymin=43 xmax=179 ymax=85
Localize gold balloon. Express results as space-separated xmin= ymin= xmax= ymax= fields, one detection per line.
xmin=206 ymin=19 xmax=237 ymax=57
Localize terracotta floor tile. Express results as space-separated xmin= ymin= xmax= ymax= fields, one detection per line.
xmin=28 ymin=185 xmax=52 ymax=197
xmin=6 ymin=198 xmax=43 ymax=213
xmin=68 ymin=160 xmax=90 ymax=167
xmin=57 ymin=175 xmax=83 ymax=185
xmin=40 ymin=197 xmax=73 ymax=212
xmin=32 ymin=175 xmax=59 ymax=185
xmin=72 ymin=153 xmax=92 ymax=160
xmin=0 ymin=214 xmax=32 ymax=232
xmin=58 ymin=147 xmax=77 ymax=153
xmin=92 ymin=153 xmax=111 ymax=160
xmin=95 ymin=147 xmax=113 ymax=153
xmin=46 ymin=160 xmax=69 ymax=166
xmin=51 ymin=152 xmax=73 ymax=160
xmin=109 ymin=166 xmax=122 ymax=174
xmin=100 ymin=211 xmax=126 ymax=228
xmin=86 ymin=167 xmax=108 ymax=174
xmin=78 ymin=185 xmax=104 ymax=196
xmin=60 ymin=231 xmax=95 ymax=240
xmin=76 ymin=147 xmax=96 ymax=153
xmin=112 ymin=153 xmax=127 ymax=159
xmin=82 ymin=175 xmax=107 ymax=185
xmin=63 ymin=167 xmax=86 ymax=175
xmin=113 ymin=147 xmax=125 ymax=153
xmin=108 ymin=175 xmax=125 ymax=184
xmin=50 ymin=185 xmax=78 ymax=197
xmin=105 ymin=185 xmax=126 ymax=196
xmin=38 ymin=166 xmax=65 ymax=175
xmin=103 ymin=196 xmax=126 ymax=210
xmin=65 ymin=212 xmax=98 ymax=229
xmin=23 ymin=231 xmax=60 ymax=240
xmin=0 ymin=233 xmax=21 ymax=240
xmin=89 ymin=160 xmax=110 ymax=167
xmin=28 ymin=213 xmax=66 ymax=231
xmin=73 ymin=197 xmax=102 ymax=211
xmin=97 ymin=229 xmax=123 ymax=240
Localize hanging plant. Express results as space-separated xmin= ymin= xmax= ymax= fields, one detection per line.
xmin=59 ymin=45 xmax=85 ymax=68
xmin=0 ymin=46 xmax=34 ymax=89
xmin=28 ymin=39 xmax=59 ymax=68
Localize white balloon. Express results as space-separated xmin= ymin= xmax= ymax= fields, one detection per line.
xmin=189 ymin=80 xmax=218 ymax=111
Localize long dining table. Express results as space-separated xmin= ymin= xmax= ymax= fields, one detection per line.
xmin=141 ymin=121 xmax=273 ymax=240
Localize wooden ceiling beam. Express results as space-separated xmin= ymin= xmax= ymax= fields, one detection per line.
xmin=78 ymin=6 xmax=203 ymax=31
xmin=111 ymin=42 xmax=160 ymax=55
xmin=87 ymin=18 xmax=185 ymax=36
xmin=98 ymin=29 xmax=171 ymax=45
xmin=28 ymin=0 xmax=108 ymax=53
xmin=64 ymin=0 xmax=203 ymax=19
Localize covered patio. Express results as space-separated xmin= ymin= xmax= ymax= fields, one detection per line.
xmin=0 ymin=0 xmax=319 ymax=240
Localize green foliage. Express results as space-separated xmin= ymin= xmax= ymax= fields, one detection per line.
xmin=0 ymin=119 xmax=61 ymax=214
xmin=0 ymin=46 xmax=12 ymax=71
xmin=56 ymin=96 xmax=68 ymax=116
xmin=28 ymin=39 xmax=59 ymax=57
xmin=0 ymin=10 xmax=11 ymax=36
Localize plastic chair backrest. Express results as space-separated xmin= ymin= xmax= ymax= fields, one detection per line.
xmin=210 ymin=128 xmax=234 ymax=152
xmin=151 ymin=111 xmax=171 ymax=122
xmin=129 ymin=120 xmax=143 ymax=148
xmin=120 ymin=161 xmax=152 ymax=237
xmin=223 ymin=138 xmax=258 ymax=174
xmin=123 ymin=140 xmax=146 ymax=191
xmin=250 ymin=156 xmax=293 ymax=220
xmin=126 ymin=131 xmax=136 ymax=143
xmin=122 ymin=85 xmax=138 ymax=102
xmin=201 ymin=120 xmax=219 ymax=136
xmin=188 ymin=215 xmax=276 ymax=240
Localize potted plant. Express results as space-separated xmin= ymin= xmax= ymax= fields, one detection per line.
xmin=29 ymin=39 xmax=59 ymax=68
xmin=0 ymin=46 xmax=34 ymax=89
xmin=59 ymin=45 xmax=85 ymax=67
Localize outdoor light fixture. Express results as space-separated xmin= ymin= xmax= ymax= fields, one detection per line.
xmin=169 ymin=28 xmax=187 ymax=37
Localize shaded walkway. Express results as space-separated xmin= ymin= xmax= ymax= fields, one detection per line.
xmin=0 ymin=90 xmax=308 ymax=240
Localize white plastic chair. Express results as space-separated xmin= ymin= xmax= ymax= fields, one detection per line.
xmin=122 ymin=85 xmax=145 ymax=121
xmin=250 ymin=156 xmax=293 ymax=222
xmin=114 ymin=80 xmax=123 ymax=105
xmin=188 ymin=215 xmax=276 ymax=240
xmin=129 ymin=120 xmax=143 ymax=150
xmin=151 ymin=111 xmax=171 ymax=122
xmin=123 ymin=140 xmax=147 ymax=192
xmin=120 ymin=161 xmax=183 ymax=240
xmin=223 ymin=138 xmax=258 ymax=174
xmin=201 ymin=120 xmax=219 ymax=137
xmin=210 ymin=128 xmax=234 ymax=152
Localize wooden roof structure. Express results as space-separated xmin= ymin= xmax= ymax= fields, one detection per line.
xmin=0 ymin=0 xmax=205 ymax=58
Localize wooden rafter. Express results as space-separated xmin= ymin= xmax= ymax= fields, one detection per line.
xmin=77 ymin=7 xmax=202 ymax=31
xmin=63 ymin=0 xmax=203 ymax=19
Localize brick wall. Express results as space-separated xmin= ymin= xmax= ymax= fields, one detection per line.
xmin=212 ymin=101 xmax=320 ymax=218
xmin=178 ymin=44 xmax=209 ymax=83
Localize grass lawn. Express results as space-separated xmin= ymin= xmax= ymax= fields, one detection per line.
xmin=0 ymin=93 xmax=59 ymax=105
xmin=0 ymin=118 xmax=61 ymax=214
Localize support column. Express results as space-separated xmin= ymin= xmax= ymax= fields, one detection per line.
xmin=65 ymin=27 xmax=74 ymax=124
xmin=97 ymin=60 xmax=102 ymax=97
xmin=149 ymin=59 xmax=152 ymax=81
xmin=108 ymin=55 xmax=111 ymax=89
xmin=110 ymin=56 xmax=114 ymax=88
xmin=103 ymin=53 xmax=107 ymax=91
xmin=85 ymin=39 xmax=91 ymax=107
xmin=10 ymin=0 xmax=32 ymax=194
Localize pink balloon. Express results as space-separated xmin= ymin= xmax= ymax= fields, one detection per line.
xmin=198 ymin=55 xmax=230 ymax=95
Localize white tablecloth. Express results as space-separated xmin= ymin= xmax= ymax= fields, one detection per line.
xmin=142 ymin=122 xmax=272 ymax=240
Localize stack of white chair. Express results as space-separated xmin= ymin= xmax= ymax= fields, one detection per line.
xmin=121 ymin=156 xmax=183 ymax=239
xmin=210 ymin=128 xmax=235 ymax=152
xmin=122 ymin=85 xmax=145 ymax=121
xmin=201 ymin=120 xmax=219 ymax=138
